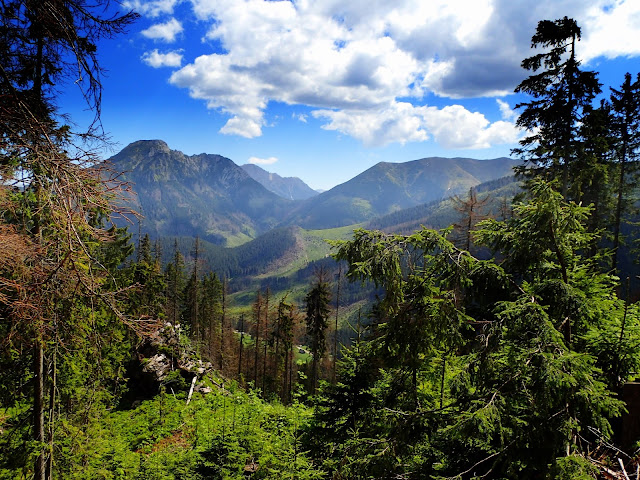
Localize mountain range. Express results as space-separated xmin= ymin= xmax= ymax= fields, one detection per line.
xmin=285 ymin=156 xmax=519 ymax=229
xmin=241 ymin=163 xmax=318 ymax=200
xmin=109 ymin=140 xmax=520 ymax=245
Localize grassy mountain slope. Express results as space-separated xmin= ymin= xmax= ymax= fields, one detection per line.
xmin=368 ymin=175 xmax=521 ymax=234
xmin=284 ymin=157 xmax=519 ymax=229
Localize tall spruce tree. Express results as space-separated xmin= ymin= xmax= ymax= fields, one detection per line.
xmin=514 ymin=16 xmax=601 ymax=199
xmin=252 ymin=290 xmax=263 ymax=387
xmin=610 ymin=72 xmax=640 ymax=272
xmin=452 ymin=187 xmax=490 ymax=253
xmin=165 ymin=240 xmax=186 ymax=326
xmin=273 ymin=295 xmax=296 ymax=402
xmin=575 ymin=102 xmax=615 ymax=250
xmin=130 ymin=233 xmax=166 ymax=319
xmin=262 ymin=287 xmax=270 ymax=392
xmin=199 ymin=272 xmax=222 ymax=359
xmin=305 ymin=269 xmax=331 ymax=395
xmin=184 ymin=237 xmax=201 ymax=343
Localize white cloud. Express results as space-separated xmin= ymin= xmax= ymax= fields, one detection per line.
xmin=220 ymin=116 xmax=263 ymax=138
xmin=496 ymin=99 xmax=517 ymax=121
xmin=141 ymin=18 xmax=183 ymax=43
xmin=581 ymin=0 xmax=640 ymax=61
xmin=146 ymin=0 xmax=638 ymax=146
xmin=141 ymin=49 xmax=183 ymax=68
xmin=312 ymin=103 xmax=428 ymax=147
xmin=123 ymin=0 xmax=179 ymax=17
xmin=248 ymin=156 xmax=278 ymax=165
xmin=421 ymin=106 xmax=521 ymax=149
xmin=293 ymin=113 xmax=308 ymax=123
xmin=313 ymin=102 xmax=522 ymax=148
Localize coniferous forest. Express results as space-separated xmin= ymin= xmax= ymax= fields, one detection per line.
xmin=1 ymin=3 xmax=640 ymax=480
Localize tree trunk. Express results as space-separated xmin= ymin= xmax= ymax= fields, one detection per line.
xmin=333 ymin=266 xmax=341 ymax=383
xmin=46 ymin=350 xmax=56 ymax=480
xmin=34 ymin=340 xmax=46 ymax=480
xmin=32 ymin=26 xmax=47 ymax=480
xmin=262 ymin=290 xmax=269 ymax=393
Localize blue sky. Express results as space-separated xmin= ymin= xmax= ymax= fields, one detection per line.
xmin=62 ymin=0 xmax=640 ymax=191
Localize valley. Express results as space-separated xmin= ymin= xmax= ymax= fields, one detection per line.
xmin=112 ymin=139 xmax=523 ymax=312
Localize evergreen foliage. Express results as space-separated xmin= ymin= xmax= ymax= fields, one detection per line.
xmin=514 ymin=16 xmax=601 ymax=199
xmin=609 ymin=73 xmax=640 ymax=272
xmin=305 ymin=270 xmax=332 ymax=395
xmin=309 ymin=178 xmax=637 ymax=478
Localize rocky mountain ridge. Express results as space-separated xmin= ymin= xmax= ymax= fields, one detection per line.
xmin=284 ymin=156 xmax=519 ymax=229
xmin=241 ymin=163 xmax=318 ymax=200
xmin=109 ymin=140 xmax=293 ymax=245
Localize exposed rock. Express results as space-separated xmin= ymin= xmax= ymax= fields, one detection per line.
xmin=132 ymin=322 xmax=216 ymax=395
xmin=142 ymin=353 xmax=171 ymax=381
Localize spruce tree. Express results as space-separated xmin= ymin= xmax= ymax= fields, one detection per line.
xmin=452 ymin=187 xmax=490 ymax=253
xmin=514 ymin=16 xmax=601 ymax=199
xmin=610 ymin=72 xmax=640 ymax=272
xmin=165 ymin=240 xmax=186 ymax=326
xmin=305 ymin=269 xmax=331 ymax=395
xmin=273 ymin=295 xmax=296 ymax=402
xmin=252 ymin=290 xmax=263 ymax=388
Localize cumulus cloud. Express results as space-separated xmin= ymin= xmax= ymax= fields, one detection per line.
xmin=248 ymin=156 xmax=278 ymax=165
xmin=140 ymin=0 xmax=638 ymax=146
xmin=581 ymin=0 xmax=640 ymax=61
xmin=141 ymin=49 xmax=183 ymax=68
xmin=496 ymin=99 xmax=517 ymax=121
xmin=312 ymin=103 xmax=428 ymax=147
xmin=123 ymin=0 xmax=179 ymax=17
xmin=421 ymin=106 xmax=521 ymax=149
xmin=293 ymin=113 xmax=308 ymax=123
xmin=314 ymin=102 xmax=521 ymax=148
xmin=141 ymin=18 xmax=183 ymax=43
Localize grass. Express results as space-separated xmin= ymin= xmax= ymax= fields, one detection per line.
xmin=259 ymin=224 xmax=362 ymax=280
xmin=223 ymin=231 xmax=255 ymax=247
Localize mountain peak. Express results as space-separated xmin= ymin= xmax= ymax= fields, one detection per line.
xmin=241 ymin=164 xmax=318 ymax=200
xmin=111 ymin=139 xmax=172 ymax=163
xmin=128 ymin=139 xmax=170 ymax=151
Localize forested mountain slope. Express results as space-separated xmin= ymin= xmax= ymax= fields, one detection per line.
xmin=159 ymin=226 xmax=304 ymax=280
